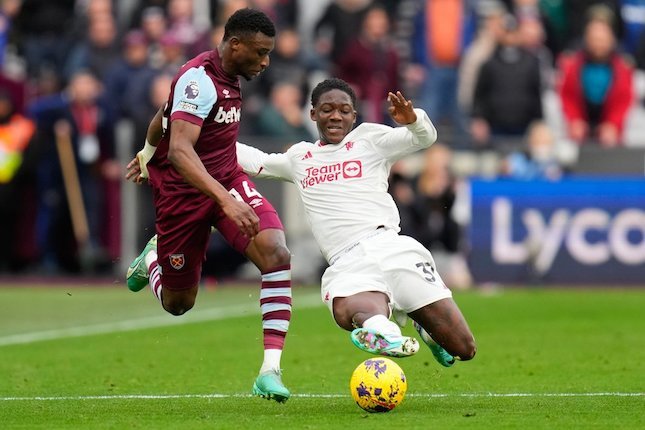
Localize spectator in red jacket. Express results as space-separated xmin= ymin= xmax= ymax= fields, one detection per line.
xmin=557 ymin=17 xmax=634 ymax=147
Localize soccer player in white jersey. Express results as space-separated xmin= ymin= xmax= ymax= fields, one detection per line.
xmin=127 ymin=78 xmax=476 ymax=366
xmin=236 ymin=78 xmax=476 ymax=366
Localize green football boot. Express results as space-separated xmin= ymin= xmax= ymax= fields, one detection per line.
xmin=413 ymin=321 xmax=455 ymax=367
xmin=252 ymin=369 xmax=290 ymax=403
xmin=126 ymin=235 xmax=157 ymax=292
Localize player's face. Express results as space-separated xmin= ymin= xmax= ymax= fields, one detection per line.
xmin=310 ymin=89 xmax=356 ymax=144
xmin=230 ymin=32 xmax=274 ymax=81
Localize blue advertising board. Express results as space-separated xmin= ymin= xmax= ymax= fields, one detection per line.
xmin=468 ymin=177 xmax=645 ymax=284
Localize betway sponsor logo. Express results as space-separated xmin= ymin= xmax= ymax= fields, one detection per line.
xmin=213 ymin=106 xmax=241 ymax=124
xmin=491 ymin=197 xmax=645 ymax=273
xmin=300 ymin=160 xmax=362 ymax=189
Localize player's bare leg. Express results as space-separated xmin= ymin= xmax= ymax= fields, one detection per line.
xmin=334 ymin=292 xmax=419 ymax=358
xmin=245 ymin=228 xmax=292 ymax=403
xmin=332 ymin=291 xmax=390 ymax=330
xmin=409 ymin=298 xmax=476 ymax=366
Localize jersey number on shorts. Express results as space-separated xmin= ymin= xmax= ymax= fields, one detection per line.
xmin=415 ymin=261 xmax=436 ymax=283
xmin=229 ymin=181 xmax=264 ymax=208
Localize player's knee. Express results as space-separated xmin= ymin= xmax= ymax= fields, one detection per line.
xmin=271 ymin=244 xmax=291 ymax=266
xmin=260 ymin=243 xmax=291 ymax=270
xmin=332 ymin=301 xmax=354 ymax=331
xmin=456 ymin=336 xmax=477 ymax=361
xmin=333 ymin=312 xmax=354 ymax=331
xmin=250 ymin=231 xmax=291 ymax=270
xmin=162 ymin=297 xmax=195 ymax=316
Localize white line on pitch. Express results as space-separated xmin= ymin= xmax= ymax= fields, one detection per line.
xmin=0 ymin=293 xmax=322 ymax=347
xmin=1 ymin=392 xmax=643 ymax=401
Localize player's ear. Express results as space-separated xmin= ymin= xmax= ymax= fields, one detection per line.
xmin=310 ymin=108 xmax=316 ymax=121
xmin=229 ymin=36 xmax=241 ymax=51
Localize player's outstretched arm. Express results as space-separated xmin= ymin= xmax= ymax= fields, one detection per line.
xmin=374 ymin=92 xmax=437 ymax=159
xmin=236 ymin=141 xmax=294 ymax=182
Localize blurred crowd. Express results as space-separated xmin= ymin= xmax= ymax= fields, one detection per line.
xmin=0 ymin=0 xmax=644 ymax=280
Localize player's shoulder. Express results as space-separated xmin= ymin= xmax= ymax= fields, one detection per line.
xmin=348 ymin=122 xmax=393 ymax=141
xmin=353 ymin=122 xmax=393 ymax=134
xmin=176 ymin=62 xmax=211 ymax=84
xmin=285 ymin=140 xmax=316 ymax=157
xmin=176 ymin=52 xmax=207 ymax=74
xmin=173 ymin=67 xmax=215 ymax=104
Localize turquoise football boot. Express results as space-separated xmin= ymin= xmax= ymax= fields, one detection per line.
xmin=126 ymin=235 xmax=157 ymax=292
xmin=252 ymin=369 xmax=290 ymax=403
xmin=413 ymin=321 xmax=455 ymax=367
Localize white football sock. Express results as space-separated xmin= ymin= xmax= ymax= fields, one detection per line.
xmin=260 ymin=349 xmax=282 ymax=374
xmin=144 ymin=249 xmax=158 ymax=269
xmin=362 ymin=314 xmax=402 ymax=337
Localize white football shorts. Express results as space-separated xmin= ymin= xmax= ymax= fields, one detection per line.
xmin=321 ymin=229 xmax=452 ymax=317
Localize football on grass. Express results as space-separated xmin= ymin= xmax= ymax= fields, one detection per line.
xmin=349 ymin=357 xmax=407 ymax=412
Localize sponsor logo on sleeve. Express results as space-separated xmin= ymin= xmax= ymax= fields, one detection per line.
xmin=178 ymin=101 xmax=198 ymax=112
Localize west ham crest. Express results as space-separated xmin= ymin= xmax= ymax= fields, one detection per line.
xmin=169 ymin=254 xmax=185 ymax=270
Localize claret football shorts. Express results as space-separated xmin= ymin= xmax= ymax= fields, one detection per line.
xmin=153 ymin=174 xmax=283 ymax=290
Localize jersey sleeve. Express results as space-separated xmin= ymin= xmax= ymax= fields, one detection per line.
xmin=372 ymin=108 xmax=438 ymax=159
xmin=170 ymin=66 xmax=217 ymax=126
xmin=236 ymin=142 xmax=294 ymax=182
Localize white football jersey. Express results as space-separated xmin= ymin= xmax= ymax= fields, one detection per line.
xmin=237 ymin=108 xmax=437 ymax=263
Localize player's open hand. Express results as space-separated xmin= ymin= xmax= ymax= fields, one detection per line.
xmin=387 ymin=91 xmax=417 ymax=125
xmin=221 ymin=197 xmax=260 ymax=238
xmin=125 ymin=156 xmax=147 ymax=184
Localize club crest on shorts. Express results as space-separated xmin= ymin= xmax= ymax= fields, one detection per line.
xmin=169 ymin=254 xmax=185 ymax=270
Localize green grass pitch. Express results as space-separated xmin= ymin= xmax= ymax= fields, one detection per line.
xmin=0 ymin=283 xmax=643 ymax=429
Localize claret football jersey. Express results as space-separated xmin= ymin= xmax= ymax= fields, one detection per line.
xmin=148 ymin=50 xmax=244 ymax=190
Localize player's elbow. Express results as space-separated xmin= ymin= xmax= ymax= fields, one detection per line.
xmin=417 ymin=134 xmax=437 ymax=150
xmin=167 ymin=144 xmax=188 ymax=167
xmin=416 ymin=126 xmax=438 ymax=150
xmin=426 ymin=126 xmax=439 ymax=147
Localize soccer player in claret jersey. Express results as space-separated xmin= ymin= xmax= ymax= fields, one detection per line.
xmin=124 ymin=9 xmax=292 ymax=403
xmin=236 ymin=78 xmax=477 ymax=366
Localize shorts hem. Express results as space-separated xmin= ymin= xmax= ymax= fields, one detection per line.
xmin=158 ymin=268 xmax=201 ymax=291
xmin=400 ymin=290 xmax=453 ymax=314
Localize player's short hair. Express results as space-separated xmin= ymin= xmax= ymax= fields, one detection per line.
xmin=223 ymin=8 xmax=276 ymax=41
xmin=311 ymin=78 xmax=357 ymax=108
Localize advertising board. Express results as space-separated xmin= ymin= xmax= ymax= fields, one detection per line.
xmin=469 ymin=178 xmax=645 ymax=284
